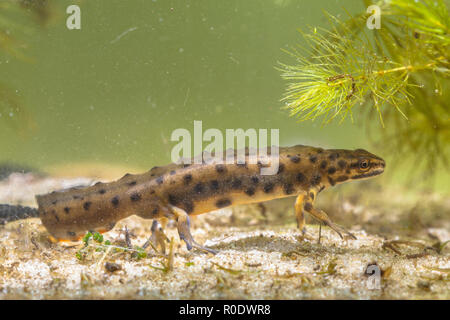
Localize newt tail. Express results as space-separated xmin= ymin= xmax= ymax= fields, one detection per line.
xmin=0 ymin=204 xmax=39 ymax=225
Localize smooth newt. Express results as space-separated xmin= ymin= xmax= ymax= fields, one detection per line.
xmin=0 ymin=145 xmax=385 ymax=253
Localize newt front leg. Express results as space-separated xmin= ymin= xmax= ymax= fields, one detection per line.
xmin=294 ymin=192 xmax=307 ymax=236
xmin=295 ymin=189 xmax=357 ymax=241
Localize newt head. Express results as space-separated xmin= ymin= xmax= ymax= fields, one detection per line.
xmin=346 ymin=148 xmax=385 ymax=180
xmin=323 ymin=148 xmax=385 ymax=186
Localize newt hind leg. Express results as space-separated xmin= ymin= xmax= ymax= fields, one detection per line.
xmin=169 ymin=205 xmax=217 ymax=254
xmin=143 ymin=218 xmax=170 ymax=254
xmin=294 ymin=189 xmax=356 ymax=241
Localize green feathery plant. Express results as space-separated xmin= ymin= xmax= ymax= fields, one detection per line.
xmin=279 ymin=0 xmax=449 ymax=181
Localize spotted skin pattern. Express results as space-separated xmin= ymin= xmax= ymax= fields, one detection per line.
xmin=36 ymin=145 xmax=385 ymax=253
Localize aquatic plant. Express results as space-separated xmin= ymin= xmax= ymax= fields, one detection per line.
xmin=0 ymin=0 xmax=52 ymax=132
xmin=279 ymin=0 xmax=449 ymax=181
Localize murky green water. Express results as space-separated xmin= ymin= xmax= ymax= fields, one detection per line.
xmin=0 ymin=0 xmax=448 ymax=191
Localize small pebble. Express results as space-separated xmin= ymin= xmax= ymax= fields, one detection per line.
xmin=105 ymin=262 xmax=122 ymax=273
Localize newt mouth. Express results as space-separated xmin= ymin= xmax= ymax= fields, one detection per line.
xmin=351 ymin=169 xmax=384 ymax=180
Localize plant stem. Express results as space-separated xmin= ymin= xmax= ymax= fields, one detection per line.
xmin=327 ymin=59 xmax=443 ymax=87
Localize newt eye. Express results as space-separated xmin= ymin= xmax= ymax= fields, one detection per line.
xmin=359 ymin=159 xmax=370 ymax=171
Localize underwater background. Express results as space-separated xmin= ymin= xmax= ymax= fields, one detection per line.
xmin=0 ymin=0 xmax=449 ymax=300
xmin=0 ymin=0 xmax=448 ymax=191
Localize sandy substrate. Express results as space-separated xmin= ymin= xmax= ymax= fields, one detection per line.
xmin=0 ymin=172 xmax=449 ymax=299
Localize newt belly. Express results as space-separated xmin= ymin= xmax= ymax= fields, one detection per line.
xmin=36 ymin=145 xmax=385 ymax=252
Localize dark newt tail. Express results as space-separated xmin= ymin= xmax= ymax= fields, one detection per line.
xmin=0 ymin=204 xmax=39 ymax=225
